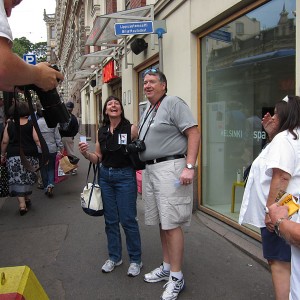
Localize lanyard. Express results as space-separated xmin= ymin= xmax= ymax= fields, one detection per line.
xmin=139 ymin=94 xmax=166 ymax=141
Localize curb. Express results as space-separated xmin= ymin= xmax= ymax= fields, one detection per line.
xmin=195 ymin=210 xmax=270 ymax=271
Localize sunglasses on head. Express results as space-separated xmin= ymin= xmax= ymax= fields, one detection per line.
xmin=143 ymin=68 xmax=159 ymax=77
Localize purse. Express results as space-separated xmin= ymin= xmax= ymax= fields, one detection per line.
xmin=59 ymin=155 xmax=77 ymax=174
xmin=80 ymin=162 xmax=103 ymax=217
xmin=0 ymin=163 xmax=9 ymax=198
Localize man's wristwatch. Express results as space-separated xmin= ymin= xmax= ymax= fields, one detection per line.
xmin=186 ymin=163 xmax=195 ymax=170
xmin=274 ymin=218 xmax=286 ymax=237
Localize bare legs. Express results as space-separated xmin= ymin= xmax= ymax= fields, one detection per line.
xmin=160 ymin=225 xmax=184 ymax=272
xmin=269 ymin=260 xmax=291 ymax=300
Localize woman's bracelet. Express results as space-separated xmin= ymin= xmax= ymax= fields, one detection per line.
xmin=85 ymin=152 xmax=91 ymax=160
xmin=1 ymin=153 xmax=6 ymax=158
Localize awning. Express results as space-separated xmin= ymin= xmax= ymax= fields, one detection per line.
xmin=69 ymin=70 xmax=94 ymax=82
xmin=86 ymin=5 xmax=154 ymax=47
xmin=75 ymin=5 xmax=154 ymax=74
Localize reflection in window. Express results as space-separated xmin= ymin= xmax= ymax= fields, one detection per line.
xmin=236 ymin=22 xmax=244 ymax=35
xmin=201 ymin=0 xmax=296 ymax=227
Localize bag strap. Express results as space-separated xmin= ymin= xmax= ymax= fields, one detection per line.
xmin=86 ymin=160 xmax=100 ymax=208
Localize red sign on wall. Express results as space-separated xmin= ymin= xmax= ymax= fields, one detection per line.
xmin=102 ymin=60 xmax=118 ymax=83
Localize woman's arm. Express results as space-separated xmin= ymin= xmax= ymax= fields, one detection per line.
xmin=32 ymin=127 xmax=41 ymax=149
xmin=0 ymin=124 xmax=9 ymax=163
xmin=269 ymin=204 xmax=300 ymax=248
xmin=79 ymin=134 xmax=102 ymax=164
xmin=265 ymin=168 xmax=291 ymax=232
xmin=131 ymin=124 xmax=138 ymax=141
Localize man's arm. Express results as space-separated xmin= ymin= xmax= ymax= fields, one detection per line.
xmin=179 ymin=126 xmax=200 ymax=184
xmin=184 ymin=126 xmax=200 ymax=167
xmin=0 ymin=37 xmax=64 ymax=91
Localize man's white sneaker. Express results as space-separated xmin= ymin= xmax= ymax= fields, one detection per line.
xmin=101 ymin=259 xmax=122 ymax=273
xmin=144 ymin=264 xmax=170 ymax=283
xmin=160 ymin=276 xmax=185 ymax=300
xmin=127 ymin=262 xmax=143 ymax=277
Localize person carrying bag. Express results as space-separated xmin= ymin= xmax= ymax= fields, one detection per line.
xmin=78 ymin=95 xmax=142 ymax=278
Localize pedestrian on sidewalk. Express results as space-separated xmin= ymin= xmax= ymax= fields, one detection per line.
xmin=239 ymin=95 xmax=300 ymax=299
xmin=37 ymin=108 xmax=63 ymax=197
xmin=59 ymin=101 xmax=79 ymax=175
xmin=0 ymin=101 xmax=40 ymax=215
xmin=78 ymin=95 xmax=142 ymax=277
xmin=139 ymin=69 xmax=200 ymax=300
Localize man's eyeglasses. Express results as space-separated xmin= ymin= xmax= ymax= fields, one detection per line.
xmin=143 ymin=68 xmax=159 ymax=77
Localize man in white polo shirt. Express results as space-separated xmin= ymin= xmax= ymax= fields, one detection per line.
xmin=0 ymin=0 xmax=63 ymax=92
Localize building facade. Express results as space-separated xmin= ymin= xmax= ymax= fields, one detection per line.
xmin=50 ymin=0 xmax=299 ymax=239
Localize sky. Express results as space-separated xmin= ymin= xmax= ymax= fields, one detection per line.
xmin=8 ymin=0 xmax=56 ymax=43
xmin=247 ymin=0 xmax=296 ymax=29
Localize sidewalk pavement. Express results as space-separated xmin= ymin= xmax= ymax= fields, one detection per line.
xmin=0 ymin=137 xmax=273 ymax=299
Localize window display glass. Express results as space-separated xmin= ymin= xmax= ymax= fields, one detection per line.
xmin=201 ymin=0 xmax=296 ymax=228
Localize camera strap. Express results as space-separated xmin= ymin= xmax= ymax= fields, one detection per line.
xmin=139 ymin=94 xmax=166 ymax=141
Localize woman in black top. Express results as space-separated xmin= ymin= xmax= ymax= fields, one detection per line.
xmin=79 ymin=95 xmax=142 ymax=277
xmin=0 ymin=101 xmax=40 ymax=215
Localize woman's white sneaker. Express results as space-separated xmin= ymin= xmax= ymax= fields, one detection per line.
xmin=127 ymin=262 xmax=143 ymax=277
xmin=101 ymin=259 xmax=122 ymax=273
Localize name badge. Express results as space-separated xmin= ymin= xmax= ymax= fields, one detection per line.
xmin=118 ymin=134 xmax=127 ymax=145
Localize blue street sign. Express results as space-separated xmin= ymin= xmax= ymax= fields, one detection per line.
xmin=23 ymin=54 xmax=37 ymax=65
xmin=208 ymin=30 xmax=231 ymax=43
xmin=115 ymin=21 xmax=154 ymax=36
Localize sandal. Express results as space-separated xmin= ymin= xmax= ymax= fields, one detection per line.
xmin=19 ymin=206 xmax=28 ymax=216
xmin=45 ymin=186 xmax=53 ymax=197
xmin=25 ymin=199 xmax=32 ymax=208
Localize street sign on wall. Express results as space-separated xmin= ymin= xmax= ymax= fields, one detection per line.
xmin=23 ymin=54 xmax=37 ymax=65
xmin=114 ymin=21 xmax=154 ymax=36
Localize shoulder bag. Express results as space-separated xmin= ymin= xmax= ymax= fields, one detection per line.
xmin=80 ymin=162 xmax=103 ymax=217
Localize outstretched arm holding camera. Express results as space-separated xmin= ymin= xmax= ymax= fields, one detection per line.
xmin=0 ymin=0 xmax=64 ymax=92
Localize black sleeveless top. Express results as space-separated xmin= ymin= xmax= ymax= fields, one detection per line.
xmin=7 ymin=120 xmax=38 ymax=158
xmin=98 ymin=120 xmax=133 ymax=168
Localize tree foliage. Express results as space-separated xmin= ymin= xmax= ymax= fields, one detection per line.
xmin=12 ymin=37 xmax=47 ymax=63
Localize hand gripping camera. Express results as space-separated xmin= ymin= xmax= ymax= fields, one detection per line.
xmin=21 ymin=65 xmax=70 ymax=128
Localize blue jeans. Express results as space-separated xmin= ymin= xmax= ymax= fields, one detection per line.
xmin=40 ymin=152 xmax=56 ymax=188
xmin=99 ymin=166 xmax=142 ymax=264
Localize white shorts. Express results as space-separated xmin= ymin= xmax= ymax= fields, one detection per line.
xmin=142 ymin=158 xmax=193 ymax=230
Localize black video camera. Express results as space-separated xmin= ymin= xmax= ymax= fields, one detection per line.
xmin=126 ymin=139 xmax=146 ymax=153
xmin=20 ymin=65 xmax=70 ymax=128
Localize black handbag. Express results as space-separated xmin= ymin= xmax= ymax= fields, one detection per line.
xmin=0 ymin=164 xmax=9 ymax=198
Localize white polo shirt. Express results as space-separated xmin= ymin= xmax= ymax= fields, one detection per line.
xmin=0 ymin=0 xmax=13 ymax=42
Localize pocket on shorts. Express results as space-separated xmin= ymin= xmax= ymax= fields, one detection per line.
xmin=166 ymin=196 xmax=192 ymax=224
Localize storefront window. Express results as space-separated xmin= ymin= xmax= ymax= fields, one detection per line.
xmin=201 ymin=0 xmax=296 ymax=227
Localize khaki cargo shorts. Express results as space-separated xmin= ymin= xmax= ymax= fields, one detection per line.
xmin=142 ymin=158 xmax=193 ymax=230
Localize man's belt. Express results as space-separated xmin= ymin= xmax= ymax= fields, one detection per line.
xmin=145 ymin=155 xmax=185 ymax=165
